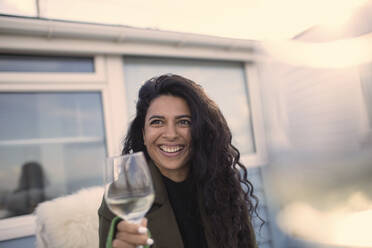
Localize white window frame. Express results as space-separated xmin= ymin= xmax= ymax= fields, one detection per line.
xmin=242 ymin=63 xmax=268 ymax=167
xmin=0 ymin=15 xmax=266 ymax=241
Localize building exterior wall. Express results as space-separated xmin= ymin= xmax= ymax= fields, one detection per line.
xmin=0 ymin=16 xmax=271 ymax=248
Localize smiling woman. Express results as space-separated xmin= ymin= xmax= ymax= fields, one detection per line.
xmin=98 ymin=74 xmax=260 ymax=248
xmin=143 ymin=95 xmax=192 ymax=182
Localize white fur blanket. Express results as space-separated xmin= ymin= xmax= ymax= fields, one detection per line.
xmin=35 ymin=186 xmax=104 ymax=248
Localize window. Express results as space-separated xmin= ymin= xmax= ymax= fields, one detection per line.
xmin=0 ymin=54 xmax=94 ymax=73
xmin=0 ymin=54 xmax=105 ymax=85
xmin=0 ymin=92 xmax=106 ymax=220
xmin=0 ymin=53 xmax=108 ymax=241
xmin=123 ymin=56 xmax=256 ymax=155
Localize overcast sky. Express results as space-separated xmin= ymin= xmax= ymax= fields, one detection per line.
xmin=0 ymin=0 xmax=370 ymax=40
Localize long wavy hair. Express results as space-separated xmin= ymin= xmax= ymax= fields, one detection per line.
xmin=123 ymin=74 xmax=259 ymax=248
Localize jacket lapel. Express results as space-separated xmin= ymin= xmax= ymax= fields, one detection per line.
xmin=146 ymin=161 xmax=184 ymax=248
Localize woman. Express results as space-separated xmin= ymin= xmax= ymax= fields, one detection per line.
xmin=99 ymin=74 xmax=259 ymax=248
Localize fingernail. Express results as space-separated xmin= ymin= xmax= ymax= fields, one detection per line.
xmin=138 ymin=226 xmax=147 ymax=234
xmin=146 ymin=238 xmax=154 ymax=245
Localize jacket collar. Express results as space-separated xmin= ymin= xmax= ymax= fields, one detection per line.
xmin=147 ymin=159 xmax=167 ymax=206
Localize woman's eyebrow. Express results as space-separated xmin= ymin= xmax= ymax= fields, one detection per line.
xmin=148 ymin=115 xmax=164 ymax=120
xmin=175 ymin=115 xmax=192 ymax=119
xmin=148 ymin=114 xmax=191 ymax=121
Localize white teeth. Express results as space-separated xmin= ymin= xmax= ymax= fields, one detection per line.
xmin=160 ymin=145 xmax=183 ymax=153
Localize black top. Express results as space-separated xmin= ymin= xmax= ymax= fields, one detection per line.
xmin=162 ymin=175 xmax=208 ymax=248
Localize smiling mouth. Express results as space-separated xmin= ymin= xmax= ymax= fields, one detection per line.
xmin=159 ymin=145 xmax=184 ymax=153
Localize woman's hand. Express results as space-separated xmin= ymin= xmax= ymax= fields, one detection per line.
xmin=113 ymin=218 xmax=154 ymax=248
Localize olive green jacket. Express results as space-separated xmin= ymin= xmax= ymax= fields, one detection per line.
xmin=98 ymin=161 xmax=257 ymax=248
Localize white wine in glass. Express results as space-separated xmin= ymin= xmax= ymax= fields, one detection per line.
xmin=104 ymin=152 xmax=155 ymax=224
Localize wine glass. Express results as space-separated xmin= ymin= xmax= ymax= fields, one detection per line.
xmin=104 ymin=152 xmax=155 ymax=226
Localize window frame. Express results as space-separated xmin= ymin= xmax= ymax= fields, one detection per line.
xmin=0 ymin=16 xmax=266 ymax=241
xmin=0 ymin=55 xmax=127 ymax=241
xmin=242 ymin=63 xmax=267 ymax=167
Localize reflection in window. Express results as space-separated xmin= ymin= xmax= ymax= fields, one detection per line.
xmin=123 ymin=56 xmax=256 ymax=154
xmin=0 ymin=54 xmax=94 ymax=73
xmin=4 ymin=161 xmax=46 ymax=216
xmin=0 ymin=92 xmax=106 ymax=219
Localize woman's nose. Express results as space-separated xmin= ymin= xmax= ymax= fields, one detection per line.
xmin=163 ymin=123 xmax=178 ymax=139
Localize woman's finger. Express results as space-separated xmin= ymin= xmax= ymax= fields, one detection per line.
xmin=116 ymin=219 xmax=148 ymax=234
xmin=116 ymin=231 xmax=149 ymax=245
xmin=140 ymin=218 xmax=147 ymax=227
xmin=115 ymin=218 xmax=153 ymax=246
xmin=112 ymin=238 xmax=135 ymax=248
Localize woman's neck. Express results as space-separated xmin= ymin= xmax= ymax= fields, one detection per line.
xmin=159 ymin=167 xmax=189 ymax=182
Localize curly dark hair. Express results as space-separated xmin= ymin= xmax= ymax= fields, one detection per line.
xmin=122 ymin=74 xmax=259 ymax=248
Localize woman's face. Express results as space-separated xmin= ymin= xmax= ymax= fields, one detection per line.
xmin=143 ymin=95 xmax=191 ymax=182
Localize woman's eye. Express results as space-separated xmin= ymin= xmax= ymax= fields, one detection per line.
xmin=150 ymin=119 xmax=163 ymax=126
xmin=178 ymin=119 xmax=191 ymax=127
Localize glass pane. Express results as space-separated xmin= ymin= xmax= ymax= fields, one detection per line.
xmin=0 ymin=92 xmax=106 ymax=219
xmin=123 ymin=56 xmax=255 ymax=154
xmin=0 ymin=54 xmax=94 ymax=73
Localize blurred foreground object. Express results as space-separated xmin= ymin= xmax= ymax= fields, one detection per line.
xmin=35 ymin=187 xmax=103 ymax=248
xmin=258 ymin=3 xmax=372 ymax=245
xmin=259 ymin=54 xmax=372 ymax=247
